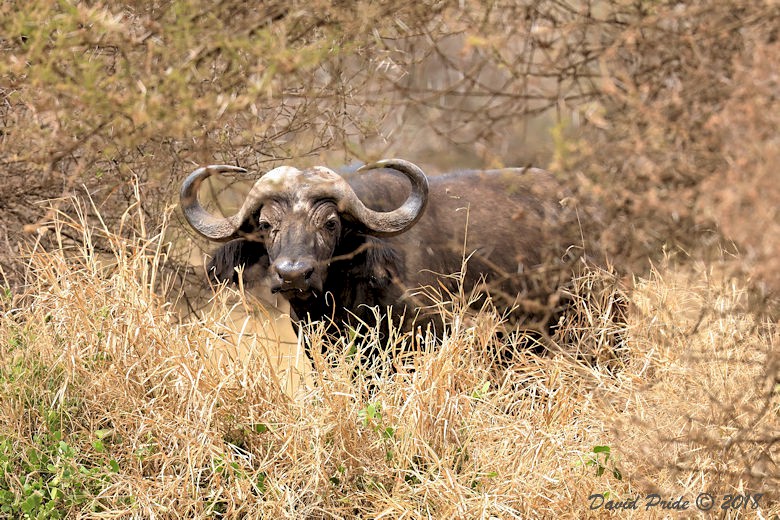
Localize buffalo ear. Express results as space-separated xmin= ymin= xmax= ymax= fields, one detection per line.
xmin=206 ymin=238 xmax=269 ymax=285
xmin=359 ymin=237 xmax=402 ymax=289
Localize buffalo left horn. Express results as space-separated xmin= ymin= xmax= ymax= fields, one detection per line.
xmin=342 ymin=159 xmax=429 ymax=236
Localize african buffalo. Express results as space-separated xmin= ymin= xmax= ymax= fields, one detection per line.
xmin=181 ymin=159 xmax=582 ymax=366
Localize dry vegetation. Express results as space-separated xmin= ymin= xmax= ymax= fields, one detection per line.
xmin=0 ymin=186 xmax=776 ymax=518
xmin=1 ymin=0 xmax=779 ymax=518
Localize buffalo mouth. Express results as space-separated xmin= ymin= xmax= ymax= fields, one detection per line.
xmin=271 ymin=286 xmax=315 ymax=300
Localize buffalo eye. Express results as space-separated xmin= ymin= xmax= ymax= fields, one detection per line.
xmin=257 ymin=220 xmax=273 ymax=233
xmin=323 ymin=219 xmax=338 ymax=232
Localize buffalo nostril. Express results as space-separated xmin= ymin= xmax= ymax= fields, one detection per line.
xmin=274 ymin=259 xmax=316 ymax=287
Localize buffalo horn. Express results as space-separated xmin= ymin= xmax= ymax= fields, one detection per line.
xmin=180 ymin=164 xmax=250 ymax=242
xmin=347 ymin=159 xmax=429 ymax=236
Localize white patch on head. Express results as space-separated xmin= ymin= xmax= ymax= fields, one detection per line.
xmin=262 ymin=166 xmax=301 ymax=184
xmin=309 ymin=166 xmax=339 ymax=179
xmin=257 ymin=165 xmax=342 ymax=213
xmin=261 ymin=166 xmax=306 ymax=209
xmin=293 ymin=198 xmax=308 ymax=213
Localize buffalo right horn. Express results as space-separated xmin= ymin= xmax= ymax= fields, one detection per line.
xmin=180 ymin=164 xmax=250 ymax=242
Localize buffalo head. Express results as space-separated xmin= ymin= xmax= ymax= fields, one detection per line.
xmin=180 ymin=159 xmax=429 ymax=301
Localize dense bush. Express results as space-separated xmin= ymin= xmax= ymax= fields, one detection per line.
xmin=2 ymin=1 xmax=779 ymax=298
xmin=568 ymin=2 xmax=780 ymax=290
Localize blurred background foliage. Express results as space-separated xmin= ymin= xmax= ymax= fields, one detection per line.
xmin=1 ymin=0 xmax=778 ymax=306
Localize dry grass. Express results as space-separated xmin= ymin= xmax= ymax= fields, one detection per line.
xmin=0 ymin=195 xmax=777 ymax=519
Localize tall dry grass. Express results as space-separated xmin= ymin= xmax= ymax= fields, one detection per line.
xmin=0 ymin=192 xmax=777 ymax=518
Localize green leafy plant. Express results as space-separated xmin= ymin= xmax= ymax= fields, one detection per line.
xmin=0 ymin=427 xmax=122 ymax=519
xmin=358 ymin=402 xmax=396 ymax=462
xmin=582 ymin=445 xmax=622 ymax=481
